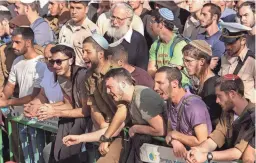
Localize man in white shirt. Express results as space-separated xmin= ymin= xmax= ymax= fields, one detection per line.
xmin=0 ymin=27 xmax=46 ymax=163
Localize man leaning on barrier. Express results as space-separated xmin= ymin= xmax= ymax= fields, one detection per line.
xmin=186 ymin=75 xmax=255 ymax=163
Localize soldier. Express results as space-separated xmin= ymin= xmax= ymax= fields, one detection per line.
xmin=186 ymin=75 xmax=255 ymax=162
xmin=219 ymin=22 xmax=255 ymax=103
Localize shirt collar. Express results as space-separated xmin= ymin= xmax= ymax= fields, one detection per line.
xmin=238 ymin=46 xmax=249 ymax=62
xmin=122 ymin=28 xmax=133 ymax=43
xmin=67 ymin=17 xmax=90 ymax=31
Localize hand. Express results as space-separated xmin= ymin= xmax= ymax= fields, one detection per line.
xmin=186 ymin=148 xmax=207 ymax=163
xmin=171 ymin=139 xmax=187 ymax=158
xmin=169 ymin=130 xmax=180 ymax=140
xmin=128 ymin=125 xmax=137 ymax=137
xmin=24 ymin=103 xmax=41 ymax=117
xmin=165 ymin=132 xmax=172 ymax=145
xmin=63 ymin=135 xmax=81 ymax=147
xmin=98 ymin=142 xmax=110 ymax=155
xmin=37 ymin=104 xmax=55 ymax=121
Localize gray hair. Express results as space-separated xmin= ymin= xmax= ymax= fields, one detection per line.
xmin=110 ymin=2 xmax=134 ymax=20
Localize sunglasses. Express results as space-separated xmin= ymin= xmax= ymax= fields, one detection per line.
xmin=48 ymin=58 xmax=70 ymax=66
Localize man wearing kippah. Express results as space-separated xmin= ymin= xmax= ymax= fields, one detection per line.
xmin=219 ymin=22 xmax=255 ymax=103
xmin=148 ymin=8 xmax=190 ymax=87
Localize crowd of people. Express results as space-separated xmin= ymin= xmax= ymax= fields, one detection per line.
xmin=0 ymin=0 xmax=255 ymax=163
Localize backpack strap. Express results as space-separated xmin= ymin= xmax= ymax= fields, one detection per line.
xmin=176 ymin=94 xmax=201 ymax=132
xmin=233 ymin=50 xmax=255 ymax=75
xmin=169 ymin=35 xmax=184 ymax=58
xmin=155 ymin=40 xmax=161 ymax=69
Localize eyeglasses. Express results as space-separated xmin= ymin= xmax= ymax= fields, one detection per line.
xmin=110 ymin=15 xmax=132 ymax=22
xmin=49 ymin=58 xmax=70 ymax=66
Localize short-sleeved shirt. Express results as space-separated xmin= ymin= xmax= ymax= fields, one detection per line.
xmin=168 ymin=92 xmax=212 ymax=136
xmin=129 ymin=85 xmax=166 ymax=125
xmin=209 ymin=102 xmax=255 ymax=153
xmin=8 ymin=55 xmax=46 ymax=98
xmin=59 ymin=17 xmax=100 ymax=67
xmin=197 ymin=31 xmax=225 ymax=58
xmin=183 ymin=15 xmax=205 ymax=40
xmin=149 ymin=34 xmax=190 ymax=86
xmin=219 ymin=47 xmax=255 ymax=103
xmin=30 ymin=17 xmax=54 ymax=47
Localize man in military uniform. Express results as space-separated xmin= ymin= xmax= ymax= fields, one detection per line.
xmin=45 ymin=0 xmax=70 ymax=39
xmin=219 ymin=22 xmax=255 ymax=103
xmin=186 ymin=74 xmax=255 ymax=162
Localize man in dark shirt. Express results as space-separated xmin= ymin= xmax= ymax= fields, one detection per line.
xmin=103 ymin=2 xmax=149 ymax=70
xmin=109 ymin=44 xmax=154 ymax=89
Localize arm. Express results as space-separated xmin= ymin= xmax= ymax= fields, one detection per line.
xmin=147 ymin=41 xmax=157 ymax=77
xmin=211 ymin=148 xmax=243 ymax=161
xmin=2 ymin=81 xmax=15 ymax=100
xmin=103 ymin=104 xmax=127 ymax=138
xmin=147 ymin=61 xmax=157 ymax=77
xmin=131 ymin=115 xmax=165 ymax=137
xmin=171 ymin=124 xmax=209 ymax=147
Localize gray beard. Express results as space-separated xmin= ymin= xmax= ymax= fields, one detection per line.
xmin=107 ymin=24 xmax=130 ymax=40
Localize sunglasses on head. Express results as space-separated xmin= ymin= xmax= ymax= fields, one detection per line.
xmin=48 ymin=58 xmax=70 ymax=66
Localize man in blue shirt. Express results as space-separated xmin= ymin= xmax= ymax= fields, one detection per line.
xmin=20 ymin=0 xmax=54 ymax=46
xmin=197 ymin=3 xmax=225 ymax=74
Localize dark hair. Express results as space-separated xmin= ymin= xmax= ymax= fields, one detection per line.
xmin=70 ymin=1 xmax=89 ymax=6
xmin=156 ymin=66 xmax=182 ymax=88
xmin=0 ymin=11 xmax=12 ymax=22
xmin=239 ymin=1 xmax=255 ymax=14
xmin=50 ymin=44 xmax=75 ymax=60
xmin=203 ymin=3 xmax=221 ymax=21
xmin=104 ymin=68 xmax=135 ymax=86
xmin=214 ymin=75 xmax=244 ymax=96
xmin=109 ymin=45 xmax=128 ymax=63
xmin=182 ymin=44 xmax=211 ymax=64
xmin=83 ymin=36 xmax=108 ymax=59
xmin=11 ymin=27 xmax=34 ymax=42
xmin=152 ymin=9 xmax=175 ymax=31
xmin=23 ymin=1 xmax=40 ymax=12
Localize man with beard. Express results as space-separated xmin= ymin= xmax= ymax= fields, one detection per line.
xmin=59 ymin=0 xmax=99 ymax=67
xmin=186 ymin=75 xmax=255 ymax=163
xmin=211 ymin=0 xmax=236 ymax=22
xmin=219 ymin=22 xmax=255 ymax=103
xmin=45 ymin=0 xmax=70 ymax=39
xmin=103 ymin=2 xmax=149 ymax=70
xmin=238 ymin=1 xmax=256 ymax=54
xmin=0 ymin=27 xmax=46 ymax=163
xmin=154 ymin=66 xmax=212 ymax=158
xmin=197 ymin=3 xmax=225 ymax=74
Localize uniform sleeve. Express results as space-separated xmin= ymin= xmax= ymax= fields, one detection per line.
xmin=209 ymin=115 xmax=227 ymax=148
xmin=149 ymin=41 xmax=157 ymax=61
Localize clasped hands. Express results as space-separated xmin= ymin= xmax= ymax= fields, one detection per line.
xmin=24 ymin=102 xmax=55 ymax=121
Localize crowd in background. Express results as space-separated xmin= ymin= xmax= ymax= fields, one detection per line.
xmin=0 ymin=0 xmax=255 ymax=163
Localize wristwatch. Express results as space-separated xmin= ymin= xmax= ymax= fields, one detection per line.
xmin=207 ymin=152 xmax=213 ymax=162
xmin=99 ymin=135 xmax=112 ymax=143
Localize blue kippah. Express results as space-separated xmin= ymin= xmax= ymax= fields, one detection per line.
xmin=159 ymin=8 xmax=174 ymax=21
xmin=91 ymin=34 xmax=109 ymax=50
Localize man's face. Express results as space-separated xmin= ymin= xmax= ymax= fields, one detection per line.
xmin=128 ymin=0 xmax=141 ymax=10
xmin=48 ymin=1 xmax=61 ymax=16
xmin=83 ymin=42 xmax=99 ymax=70
xmin=12 ymin=35 xmax=27 ymax=56
xmin=210 ymin=57 xmax=219 ymax=70
xmin=51 ymin=52 xmax=71 ymax=76
xmin=239 ymin=6 xmax=255 ymax=28
xmin=200 ymin=6 xmax=214 ymax=28
xmin=14 ymin=2 xmax=26 ymax=15
xmin=111 ymin=7 xmax=130 ymax=28
xmin=187 ymin=0 xmax=204 ymax=13
xmin=70 ymin=2 xmax=87 ymax=23
xmin=215 ymin=86 xmax=234 ymax=112
xmin=225 ymin=39 xmax=242 ymax=57
xmin=154 ymin=72 xmax=170 ymax=100
xmin=183 ymin=56 xmax=199 ymax=76
xmin=150 ymin=16 xmax=160 ymax=37
xmin=105 ymin=77 xmax=124 ymax=102
xmin=44 ymin=44 xmax=55 ymax=72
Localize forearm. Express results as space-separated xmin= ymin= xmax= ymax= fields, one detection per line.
xmin=79 ymin=127 xmax=108 ymax=143
xmin=134 ymin=124 xmax=164 ymax=137
xmin=174 ymin=132 xmax=203 ymax=147
xmin=196 ymin=138 xmax=218 ymax=153
xmin=51 ymin=102 xmax=72 ymax=111
xmin=104 ymin=106 xmax=127 ymax=138
xmin=54 ymin=108 xmax=85 ymax=118
xmin=212 ymin=148 xmax=243 ymax=161
xmin=7 ymin=95 xmax=34 ymax=106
